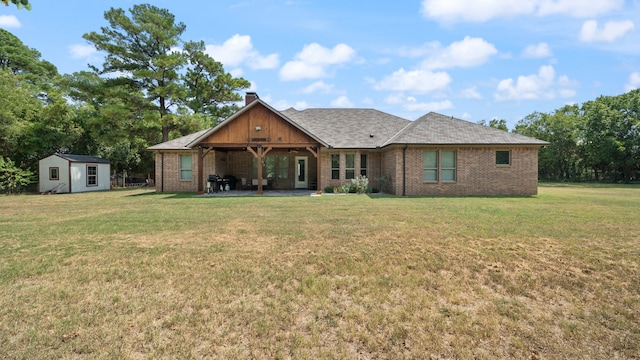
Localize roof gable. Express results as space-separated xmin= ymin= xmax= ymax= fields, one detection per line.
xmin=188 ymin=99 xmax=327 ymax=148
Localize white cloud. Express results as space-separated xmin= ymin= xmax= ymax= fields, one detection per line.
xmin=625 ymin=72 xmax=640 ymax=92
xmin=421 ymin=36 xmax=497 ymax=70
xmin=272 ymin=99 xmax=309 ymax=110
xmin=460 ymin=87 xmax=482 ymax=99
xmin=0 ymin=15 xmax=20 ymax=28
xmin=280 ymin=43 xmax=356 ymax=81
xmin=495 ymin=65 xmax=576 ymax=100
xmin=579 ymin=20 xmax=635 ymax=43
xmin=384 ymin=94 xmax=453 ymax=112
xmin=421 ymin=0 xmax=536 ymax=22
xmin=405 ymin=98 xmax=453 ymax=112
xmin=537 ymin=0 xmax=624 ymax=18
xmin=302 ymin=81 xmax=334 ymax=94
xmin=68 ymin=44 xmax=98 ymax=59
xmin=521 ymin=42 xmax=552 ymax=58
xmin=421 ymin=0 xmax=624 ymax=22
xmin=205 ymin=34 xmax=279 ymax=70
xmin=331 ymin=96 xmax=354 ymax=107
xmin=373 ymin=68 xmax=451 ymax=93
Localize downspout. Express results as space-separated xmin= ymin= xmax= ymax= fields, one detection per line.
xmin=160 ymin=152 xmax=165 ymax=193
xmin=402 ymin=145 xmax=408 ymax=196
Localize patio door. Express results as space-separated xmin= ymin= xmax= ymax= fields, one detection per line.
xmin=295 ymin=156 xmax=308 ymax=189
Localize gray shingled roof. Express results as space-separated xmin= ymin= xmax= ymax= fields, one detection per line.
xmin=384 ymin=112 xmax=549 ymax=146
xmin=56 ymin=154 xmax=110 ymax=163
xmin=148 ymin=106 xmax=548 ymax=150
xmin=281 ymin=108 xmax=410 ymax=148
xmin=147 ymin=129 xmax=210 ymax=150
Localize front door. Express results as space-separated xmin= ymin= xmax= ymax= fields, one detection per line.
xmin=295 ymin=156 xmax=308 ymax=189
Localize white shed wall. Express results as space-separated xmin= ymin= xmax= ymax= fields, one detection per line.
xmin=38 ymin=155 xmax=70 ymax=193
xmin=70 ymin=163 xmax=110 ymax=193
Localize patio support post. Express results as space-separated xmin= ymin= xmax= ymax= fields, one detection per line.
xmin=306 ymin=146 xmax=322 ymax=195
xmin=256 ymin=145 xmax=264 ymax=195
xmin=197 ymin=146 xmax=204 ymax=195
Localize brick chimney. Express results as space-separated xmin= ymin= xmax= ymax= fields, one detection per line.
xmin=245 ymin=92 xmax=258 ymax=105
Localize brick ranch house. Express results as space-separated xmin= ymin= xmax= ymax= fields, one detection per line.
xmin=148 ymin=92 xmax=548 ymax=196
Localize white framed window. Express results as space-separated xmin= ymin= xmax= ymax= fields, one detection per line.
xmin=423 ymin=150 xmax=456 ymax=183
xmin=179 ymin=155 xmax=192 ymax=180
xmin=49 ymin=167 xmax=59 ymax=180
xmin=345 ymin=154 xmax=355 ymax=179
xmin=423 ymin=150 xmax=438 ymax=182
xmin=331 ymin=154 xmax=340 ymax=180
xmin=87 ymin=165 xmax=98 ymax=186
xmin=441 ymin=151 xmax=456 ymax=182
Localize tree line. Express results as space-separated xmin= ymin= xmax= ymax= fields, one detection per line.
xmin=512 ymin=90 xmax=640 ymax=183
xmin=0 ymin=4 xmax=249 ymax=192
xmin=2 ymin=4 xmax=639 ymax=193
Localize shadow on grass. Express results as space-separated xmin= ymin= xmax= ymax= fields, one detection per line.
xmin=539 ymin=182 xmax=640 ymax=189
xmin=126 ymin=191 xmax=197 ymax=199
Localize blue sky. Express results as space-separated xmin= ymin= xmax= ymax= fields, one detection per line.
xmin=1 ymin=0 xmax=639 ymax=129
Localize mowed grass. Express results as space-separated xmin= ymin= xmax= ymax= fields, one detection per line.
xmin=1 ymin=184 xmax=639 ymax=359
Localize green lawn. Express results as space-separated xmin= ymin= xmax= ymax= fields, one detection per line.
xmin=1 ymin=184 xmax=639 ymax=359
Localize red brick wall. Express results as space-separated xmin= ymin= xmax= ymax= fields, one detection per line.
xmin=399 ymin=146 xmax=539 ymax=196
xmin=156 ymin=145 xmax=540 ymax=195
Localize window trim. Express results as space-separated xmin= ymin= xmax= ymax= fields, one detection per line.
xmin=360 ymin=153 xmax=367 ymax=177
xmin=179 ymin=154 xmax=193 ymax=181
xmin=423 ymin=150 xmax=457 ymax=183
xmin=345 ymin=153 xmax=355 ymax=180
xmin=440 ymin=150 xmax=456 ymax=182
xmin=86 ymin=165 xmax=98 ymax=187
xmin=49 ymin=167 xmax=59 ymax=181
xmin=496 ymin=150 xmax=511 ymax=166
xmin=331 ymin=154 xmax=340 ymax=180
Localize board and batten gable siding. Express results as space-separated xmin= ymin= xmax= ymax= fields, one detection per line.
xmin=39 ymin=155 xmax=70 ymax=193
xmin=402 ymin=146 xmax=539 ymax=196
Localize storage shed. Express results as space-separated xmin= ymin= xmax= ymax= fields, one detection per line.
xmin=38 ymin=154 xmax=110 ymax=194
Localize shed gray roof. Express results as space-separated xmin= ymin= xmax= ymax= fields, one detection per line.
xmin=281 ymin=108 xmax=410 ymax=148
xmin=56 ymin=154 xmax=110 ymax=163
xmin=384 ymin=112 xmax=549 ymax=146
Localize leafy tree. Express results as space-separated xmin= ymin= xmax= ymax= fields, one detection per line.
xmin=1 ymin=0 xmax=31 ymax=10
xmin=183 ymin=40 xmax=249 ymax=125
xmin=478 ymin=118 xmax=509 ymax=131
xmin=514 ymin=105 xmax=584 ymax=181
xmin=83 ymin=4 xmax=188 ymax=143
xmin=0 ymin=156 xmax=33 ymax=194
xmin=582 ymin=91 xmax=640 ymax=182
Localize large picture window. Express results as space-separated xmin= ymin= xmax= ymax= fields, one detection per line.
xmin=179 ymin=154 xmax=192 ymax=180
xmin=331 ymin=154 xmax=340 ymax=180
xmin=423 ymin=150 xmax=456 ymax=182
xmin=87 ymin=165 xmax=98 ymax=186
